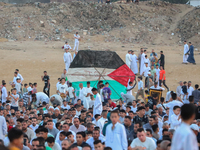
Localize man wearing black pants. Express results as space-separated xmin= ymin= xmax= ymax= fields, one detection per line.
xmin=159 ymin=66 xmax=169 ymax=91
xmin=158 ymin=51 xmax=165 ymax=69
xmin=41 ymin=71 xmax=50 ymax=97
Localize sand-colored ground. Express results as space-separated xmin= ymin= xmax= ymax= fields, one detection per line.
xmin=0 ymin=39 xmax=199 ymax=98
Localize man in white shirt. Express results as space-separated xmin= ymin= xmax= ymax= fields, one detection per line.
xmin=1 ymin=83 xmax=8 ymax=103
xmin=188 ymin=81 xmax=194 ymax=97
xmin=131 ymin=100 xmax=137 ymax=113
xmin=130 ymin=128 xmax=156 ymax=150
xmin=73 ymin=32 xmax=80 ymax=51
xmin=10 ymin=88 xmax=19 ymax=111
xmin=125 ymin=50 xmax=132 ymax=68
xmin=183 ymin=41 xmax=189 ymax=64
xmin=29 ymin=117 xmax=39 ymax=132
xmin=170 ymin=106 xmax=181 ymax=130
xmin=56 ymin=123 xmax=76 ymax=142
xmin=15 ymin=78 xmax=21 ymax=96
xmin=96 ymin=110 xmax=108 ymax=132
xmin=0 ymin=115 xmax=7 ymax=140
xmin=136 ymin=76 xmax=144 ymax=99
xmin=105 ymin=110 xmax=127 ymax=150
xmin=165 ymin=93 xmax=183 ymax=124
xmin=92 ymin=88 xmax=102 ymax=117
xmin=57 ymin=78 xmax=68 ymax=100
xmin=68 ymin=83 xmax=75 ymax=104
xmin=69 ymin=117 xmax=86 ymax=133
xmin=155 ymin=64 xmax=160 ymax=85
xmin=27 ymin=83 xmax=33 ymax=92
xmin=61 ymin=100 xmax=70 ymax=110
xmin=126 ymin=79 xmax=136 ymax=96
xmin=83 ymin=82 xmax=93 ymax=110
xmin=63 ymin=49 xmax=72 ymax=71
xmin=15 ymin=69 xmax=24 ymax=83
xmin=64 ymin=41 xmax=72 ymax=51
xmin=32 ymin=92 xmax=49 ymax=107
xmin=171 ymin=104 xmax=198 ymax=150
xmin=165 ymin=91 xmax=173 ymax=102
xmin=12 ymin=72 xmax=18 ymax=85
xmin=140 ymin=50 xmax=146 ymax=75
xmin=79 ymin=83 xmax=86 ymax=103
xmin=176 ymin=81 xmax=183 ymax=98
xmin=86 ymin=129 xmax=105 ymax=150
xmin=142 ymin=62 xmax=150 ymax=87
xmin=130 ymin=51 xmax=138 ymax=74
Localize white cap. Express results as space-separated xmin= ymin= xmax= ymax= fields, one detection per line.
xmin=190 ymin=124 xmax=199 ymax=132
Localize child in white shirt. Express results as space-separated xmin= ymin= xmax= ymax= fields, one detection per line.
xmin=68 ymin=83 xmax=75 ymax=104
xmin=170 ymin=106 xmax=181 ymax=129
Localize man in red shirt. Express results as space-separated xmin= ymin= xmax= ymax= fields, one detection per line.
xmin=159 ymin=66 xmax=169 ymax=91
xmin=108 ymin=99 xmax=116 ymax=109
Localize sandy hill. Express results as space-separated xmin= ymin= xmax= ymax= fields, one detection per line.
xmin=0 ymin=1 xmax=198 ymax=46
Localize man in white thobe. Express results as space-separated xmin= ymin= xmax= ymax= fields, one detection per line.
xmin=73 ymin=32 xmax=80 ymax=51
xmin=140 ymin=50 xmax=146 ymax=75
xmin=171 ymin=104 xmax=198 ymax=150
xmin=84 ymin=82 xmax=93 ymax=110
xmin=125 ymin=50 xmax=132 ymax=68
xmin=15 ymin=69 xmax=24 ymax=83
xmin=183 ymin=41 xmax=189 ymax=64
xmin=176 ymin=81 xmax=183 ymax=98
xmin=155 ymin=65 xmax=160 ymax=85
xmin=78 ymin=83 xmax=87 ymax=102
xmin=96 ymin=110 xmax=108 ymax=132
xmin=92 ymin=88 xmax=102 ymax=117
xmin=130 ymin=51 xmax=138 ymax=74
xmin=1 ymin=83 xmax=7 ymax=103
xmin=0 ymin=116 xmax=7 ymax=140
xmin=63 ymin=49 xmax=72 ymax=71
xmin=188 ymin=81 xmax=194 ymax=97
xmin=32 ymin=92 xmax=49 ymax=107
xmin=64 ymin=41 xmax=72 ymax=51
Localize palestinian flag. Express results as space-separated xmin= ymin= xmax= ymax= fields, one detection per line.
xmin=67 ymin=50 xmax=135 ymax=99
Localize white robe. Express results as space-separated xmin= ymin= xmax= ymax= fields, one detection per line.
xmin=183 ymin=44 xmax=189 ymax=63
xmin=105 ymin=122 xmax=128 ymax=150
xmin=125 ymin=53 xmax=132 ymax=68
xmin=155 ymin=68 xmax=160 ymax=84
xmin=144 ymin=58 xmax=150 ymax=68
xmin=130 ymin=54 xmax=138 ymax=74
xmin=79 ymin=88 xmax=87 ymax=102
xmin=63 ymin=52 xmax=72 ymax=71
xmin=64 ymin=44 xmax=72 ymax=50
xmin=0 ymin=116 xmax=7 ymax=140
xmin=73 ymin=34 xmax=80 ymax=51
xmin=1 ymin=87 xmax=7 ymax=103
xmin=171 ymin=122 xmax=198 ymax=150
xmin=36 ymin=92 xmax=49 ymax=106
xmin=140 ymin=53 xmax=145 ymax=75
xmin=93 ymin=93 xmax=102 ymax=117
xmin=84 ymin=87 xmax=93 ymax=110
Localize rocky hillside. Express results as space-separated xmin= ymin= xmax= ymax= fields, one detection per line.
xmin=0 ymin=1 xmax=195 ymax=45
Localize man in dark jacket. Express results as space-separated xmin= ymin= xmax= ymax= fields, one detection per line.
xmin=192 ymin=84 xmax=200 ymax=103
xmin=158 ymin=51 xmax=165 ymax=69
xmin=124 ymin=116 xmax=135 ymax=143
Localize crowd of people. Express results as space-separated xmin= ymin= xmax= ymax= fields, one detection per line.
xmin=0 ymin=41 xmax=199 ymax=150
